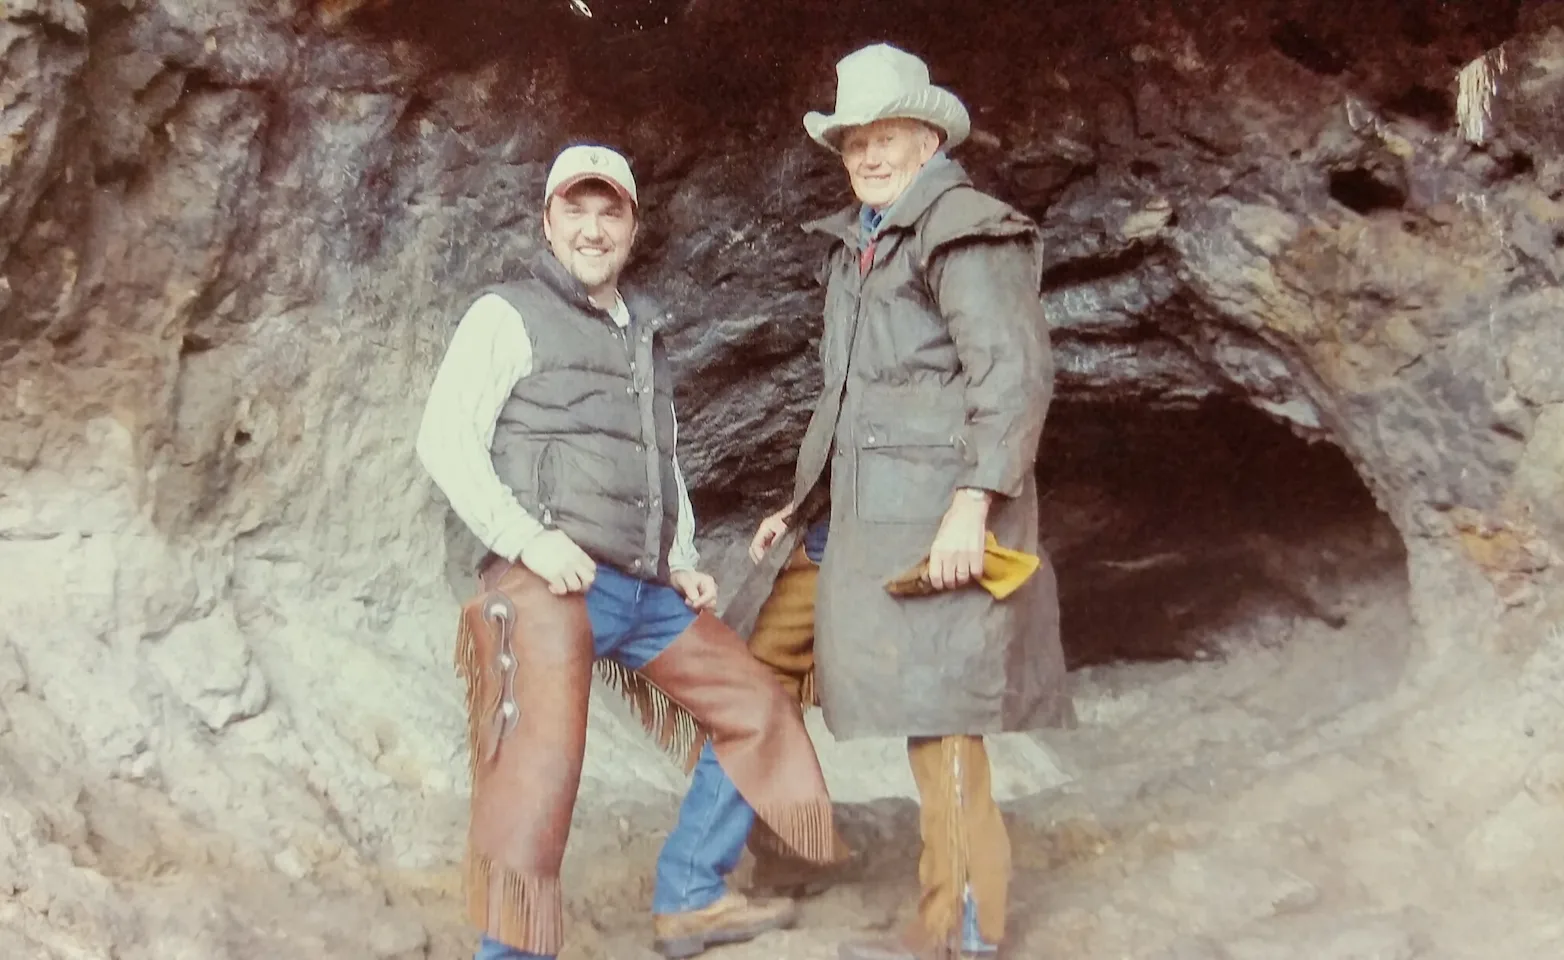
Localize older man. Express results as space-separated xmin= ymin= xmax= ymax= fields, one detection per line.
xmin=723 ymin=44 xmax=1073 ymax=959
xmin=417 ymin=144 xmax=843 ymax=960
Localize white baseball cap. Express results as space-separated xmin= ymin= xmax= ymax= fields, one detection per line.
xmin=544 ymin=144 xmax=638 ymax=207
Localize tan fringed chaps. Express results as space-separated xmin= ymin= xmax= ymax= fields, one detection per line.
xmin=455 ymin=562 xmax=845 ymax=955
xmin=907 ymin=735 xmax=1009 ymax=950
xmin=743 ymin=546 xmax=1012 ymax=948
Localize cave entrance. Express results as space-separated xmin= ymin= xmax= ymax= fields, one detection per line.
xmin=1036 ymin=397 xmax=1409 ymax=670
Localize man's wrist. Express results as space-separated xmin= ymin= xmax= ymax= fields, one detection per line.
xmin=501 ymin=525 xmax=550 ymax=563
xmin=957 ymin=487 xmax=993 ymax=505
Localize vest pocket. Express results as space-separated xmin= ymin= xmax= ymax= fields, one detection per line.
xmin=533 ymin=440 xmax=559 ymax=523
xmin=854 ymin=421 xmax=965 ymax=524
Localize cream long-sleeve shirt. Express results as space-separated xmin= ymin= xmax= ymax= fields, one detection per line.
xmin=416 ymin=292 xmax=701 ymax=572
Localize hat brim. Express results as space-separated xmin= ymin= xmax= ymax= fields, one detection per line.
xmin=549 ymin=173 xmax=637 ymax=207
xmin=803 ymin=87 xmax=971 ymax=153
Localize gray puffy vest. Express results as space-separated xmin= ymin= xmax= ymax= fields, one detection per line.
xmin=484 ymin=252 xmax=681 ymax=582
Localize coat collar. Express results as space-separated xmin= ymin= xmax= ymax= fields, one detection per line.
xmin=526 ymin=250 xmax=669 ymax=331
xmin=802 ymin=156 xmax=972 ymax=249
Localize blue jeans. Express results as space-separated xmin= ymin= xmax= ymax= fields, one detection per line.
xmin=962 ymin=888 xmax=997 ymax=952
xmin=474 ymin=565 xmax=756 ymax=960
xmin=802 ymin=518 xmax=829 ymax=563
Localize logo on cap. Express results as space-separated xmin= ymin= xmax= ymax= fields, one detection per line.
xmin=545 ymin=143 xmax=638 ymax=207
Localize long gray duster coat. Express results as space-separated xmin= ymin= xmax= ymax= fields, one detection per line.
xmin=723 ymin=158 xmax=1074 ymax=740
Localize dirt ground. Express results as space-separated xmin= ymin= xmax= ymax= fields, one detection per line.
xmin=394 ymin=547 xmax=1564 ymax=960
xmin=385 ymin=406 xmax=1564 ymax=960
xmin=9 ymin=519 xmax=1563 ymax=960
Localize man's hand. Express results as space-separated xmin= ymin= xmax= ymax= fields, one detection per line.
xmin=927 ymin=489 xmax=990 ymax=590
xmin=518 ymin=529 xmax=597 ymax=595
xmin=670 ymin=569 xmax=719 ymax=610
xmin=748 ymin=502 xmax=797 ymax=563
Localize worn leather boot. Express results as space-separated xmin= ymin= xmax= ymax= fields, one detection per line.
xmin=750 ymin=850 xmax=835 ymax=898
xmin=652 ymin=891 xmax=798 ymax=958
xmin=749 ymin=837 xmax=858 ymax=898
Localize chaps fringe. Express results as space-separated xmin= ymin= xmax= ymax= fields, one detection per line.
xmin=934 ymin=736 xmax=971 ymax=945
xmin=465 ymin=853 xmax=564 ymax=957
xmin=453 ymin=604 xmax=500 ymax=783
xmin=751 ymin=797 xmax=843 ymax=865
xmin=594 ymin=659 xmax=705 ymax=774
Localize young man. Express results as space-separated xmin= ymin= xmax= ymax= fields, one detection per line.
xmin=416 ymin=144 xmax=842 ymax=960
xmin=722 ymin=44 xmax=1075 ymax=960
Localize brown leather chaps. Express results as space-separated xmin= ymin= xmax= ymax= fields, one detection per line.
xmin=454 ymin=561 xmax=844 ymax=955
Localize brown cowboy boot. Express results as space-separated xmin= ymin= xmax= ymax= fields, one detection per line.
xmin=748 ymin=825 xmax=858 ymax=899
xmin=749 ymin=847 xmax=839 ymax=898
xmin=652 ymin=891 xmax=799 ymax=958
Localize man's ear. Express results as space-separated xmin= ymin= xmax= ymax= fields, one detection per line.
xmin=542 ymin=197 xmax=555 ymax=243
xmin=919 ymin=125 xmax=941 ymax=162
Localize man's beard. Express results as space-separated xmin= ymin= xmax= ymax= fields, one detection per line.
xmin=565 ymin=249 xmax=621 ymax=291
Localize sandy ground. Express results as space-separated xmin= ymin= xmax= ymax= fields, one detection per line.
xmin=509 ymin=559 xmax=1564 ymax=956
xmin=10 ymin=553 xmax=1564 ymax=960
xmin=394 ymin=559 xmax=1564 ymax=960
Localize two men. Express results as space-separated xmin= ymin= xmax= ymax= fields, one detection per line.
xmin=723 ymin=43 xmax=1073 ymax=960
xmin=416 ymin=144 xmax=843 ymax=960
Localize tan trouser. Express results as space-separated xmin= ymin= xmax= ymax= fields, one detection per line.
xmin=747 ymin=544 xmax=1010 ymax=947
xmin=747 ymin=542 xmax=822 ymax=708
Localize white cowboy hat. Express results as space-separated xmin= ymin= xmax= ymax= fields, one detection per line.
xmin=803 ymin=43 xmax=971 ymax=152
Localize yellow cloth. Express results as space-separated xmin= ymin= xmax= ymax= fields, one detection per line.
xmin=884 ymin=531 xmax=1040 ymax=600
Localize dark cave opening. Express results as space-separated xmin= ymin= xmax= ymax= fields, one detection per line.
xmin=1035 ymin=397 xmax=1407 ymax=670
xmin=1328 ymin=165 xmax=1409 ymax=215
xmin=1269 ymin=18 xmax=1349 ymax=76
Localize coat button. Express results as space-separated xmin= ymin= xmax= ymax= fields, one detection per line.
xmin=635 ymin=498 xmax=646 ymax=508
xmin=632 ymin=558 xmax=643 ymax=570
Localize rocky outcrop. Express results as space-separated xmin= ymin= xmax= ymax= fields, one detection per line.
xmin=6 ymin=0 xmax=1564 ymax=957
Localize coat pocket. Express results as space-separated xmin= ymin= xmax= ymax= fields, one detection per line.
xmin=854 ymin=420 xmax=966 ymax=524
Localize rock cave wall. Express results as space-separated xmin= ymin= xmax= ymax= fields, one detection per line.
xmin=6 ymin=0 xmax=1564 ymax=957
